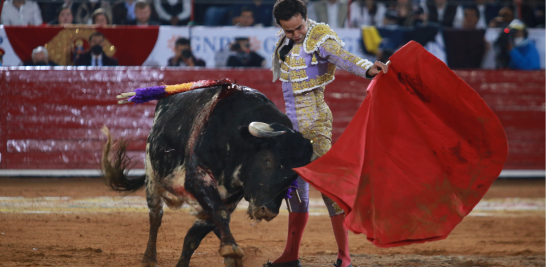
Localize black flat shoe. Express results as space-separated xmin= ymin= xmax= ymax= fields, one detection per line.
xmin=333 ymin=258 xmax=353 ymax=267
xmin=263 ymin=259 xmax=302 ymax=267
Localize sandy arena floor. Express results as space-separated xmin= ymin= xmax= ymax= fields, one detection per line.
xmin=0 ymin=178 xmax=544 ymax=267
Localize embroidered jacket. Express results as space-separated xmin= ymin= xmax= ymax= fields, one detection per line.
xmin=271 ymin=20 xmax=374 ymax=157
xmin=271 ymin=19 xmax=373 ymax=95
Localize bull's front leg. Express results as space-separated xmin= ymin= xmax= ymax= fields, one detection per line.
xmin=142 ymin=179 xmax=164 ymax=267
xmin=175 ymin=219 xmax=218 ymax=267
xmin=185 ymin=166 xmax=244 ymax=267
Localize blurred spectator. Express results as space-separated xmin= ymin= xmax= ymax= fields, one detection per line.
xmin=494 ymin=19 xmax=539 ymax=69
xmin=386 ymin=0 xmax=413 ymax=26
xmin=474 ymin=0 xmax=501 ymax=28
xmin=426 ymin=0 xmax=464 ymax=28
xmin=74 ymin=32 xmax=118 ymax=66
xmin=462 ymin=5 xmax=480 ymax=29
xmin=509 ymin=20 xmax=539 ymax=69
xmin=43 ymin=0 xmax=77 ymax=24
xmin=489 ymin=5 xmax=514 ymax=27
xmin=24 ymin=46 xmax=58 ymax=66
xmin=91 ymin=8 xmax=111 ymax=26
xmin=532 ymin=0 xmax=545 ymax=28
xmin=383 ymin=9 xmax=400 ymax=25
xmin=74 ymin=0 xmax=112 ymax=24
xmin=311 ymin=0 xmax=348 ymax=28
xmin=512 ymin=0 xmax=537 ymax=28
xmin=406 ymin=6 xmax=442 ymax=46
xmin=153 ymin=0 xmax=190 ymax=25
xmin=409 ymin=5 xmax=427 ymax=26
xmin=226 ymin=37 xmax=264 ymax=67
xmin=349 ymin=0 xmax=387 ymax=27
xmin=231 ymin=0 xmax=274 ymax=27
xmin=48 ymin=5 xmax=74 ymax=25
xmin=376 ymin=39 xmax=396 ymax=62
xmin=1 ymin=0 xmax=43 ymax=25
xmin=234 ymin=6 xmax=255 ymax=27
xmin=203 ymin=4 xmax=232 ymax=26
xmin=443 ymin=28 xmax=487 ymax=68
xmin=112 ymin=0 xmax=158 ymax=25
xmin=112 ymin=0 xmax=136 ymax=24
xmin=167 ymin=37 xmax=206 ymax=67
xmin=128 ymin=0 xmax=161 ymax=26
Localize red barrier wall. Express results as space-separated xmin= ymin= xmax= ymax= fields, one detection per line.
xmin=0 ymin=68 xmax=544 ymax=170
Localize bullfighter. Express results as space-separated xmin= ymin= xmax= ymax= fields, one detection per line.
xmin=265 ymin=1 xmax=388 ymax=267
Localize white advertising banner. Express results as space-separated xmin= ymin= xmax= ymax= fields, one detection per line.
xmin=0 ymin=26 xmax=22 ymax=66
xmin=142 ymin=26 xmax=190 ymax=67
xmin=170 ymin=26 xmax=369 ymax=69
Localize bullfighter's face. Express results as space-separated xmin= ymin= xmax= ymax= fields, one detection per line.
xmin=279 ymin=13 xmax=308 ymax=44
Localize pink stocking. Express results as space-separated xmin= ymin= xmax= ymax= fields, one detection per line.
xmin=330 ymin=214 xmax=351 ymax=267
xmin=273 ymin=212 xmax=309 ymax=263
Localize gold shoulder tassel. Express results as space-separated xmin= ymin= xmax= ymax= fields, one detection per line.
xmin=311 ymin=53 xmax=318 ymax=65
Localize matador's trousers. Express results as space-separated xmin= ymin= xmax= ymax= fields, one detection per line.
xmin=283 ymin=84 xmax=344 ymax=217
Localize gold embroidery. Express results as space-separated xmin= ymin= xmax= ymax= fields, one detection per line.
xmin=281 ymin=61 xmax=290 ymax=72
xmin=304 ymin=23 xmax=343 ymax=54
xmin=290 ymin=57 xmax=306 ymax=69
xmin=290 ymin=69 xmax=308 ymax=81
xmin=292 ymin=64 xmax=336 ymax=93
xmin=294 ymin=89 xmax=333 ymax=157
xmin=311 ymin=53 xmax=318 ymax=65
xmin=323 ymin=39 xmax=363 ymax=66
xmin=280 ymin=71 xmax=290 ymax=81
xmin=321 ymin=39 xmax=371 ymax=78
xmin=333 ymin=203 xmax=344 ymax=214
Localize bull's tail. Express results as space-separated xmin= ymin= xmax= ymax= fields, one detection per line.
xmin=101 ymin=126 xmax=145 ymax=192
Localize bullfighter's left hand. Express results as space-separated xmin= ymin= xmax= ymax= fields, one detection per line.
xmin=366 ymin=61 xmax=389 ymax=77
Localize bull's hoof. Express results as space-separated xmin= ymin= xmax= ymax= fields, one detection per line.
xmin=219 ymin=244 xmax=244 ymax=258
xmin=224 ymin=257 xmax=244 ymax=267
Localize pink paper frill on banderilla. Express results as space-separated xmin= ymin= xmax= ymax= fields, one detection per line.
xmin=294 ymin=41 xmax=508 ymax=248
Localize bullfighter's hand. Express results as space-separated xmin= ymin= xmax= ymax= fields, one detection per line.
xmin=366 ymin=61 xmax=389 ymax=77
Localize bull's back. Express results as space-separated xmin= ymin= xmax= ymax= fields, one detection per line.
xmin=147 ymin=86 xmax=291 ymax=180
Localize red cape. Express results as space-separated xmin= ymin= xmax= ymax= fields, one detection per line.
xmin=294 ymin=41 xmax=508 ymax=248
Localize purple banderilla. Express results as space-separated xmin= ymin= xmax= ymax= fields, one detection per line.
xmin=285 ymin=178 xmax=299 ymax=198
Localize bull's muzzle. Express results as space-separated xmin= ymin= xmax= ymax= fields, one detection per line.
xmin=253 ymin=206 xmax=278 ymax=222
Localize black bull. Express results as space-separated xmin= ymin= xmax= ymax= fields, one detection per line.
xmin=101 ymin=84 xmax=313 ymax=267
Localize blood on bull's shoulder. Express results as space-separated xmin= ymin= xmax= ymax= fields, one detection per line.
xmin=101 ymin=84 xmax=313 ymax=267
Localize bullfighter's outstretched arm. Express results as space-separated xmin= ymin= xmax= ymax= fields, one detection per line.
xmin=318 ymin=39 xmax=375 ymax=79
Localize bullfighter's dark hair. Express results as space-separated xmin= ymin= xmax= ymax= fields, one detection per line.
xmin=175 ymin=37 xmax=191 ymax=46
xmin=273 ymin=0 xmax=307 ymax=25
xmin=89 ymin=32 xmax=104 ymax=42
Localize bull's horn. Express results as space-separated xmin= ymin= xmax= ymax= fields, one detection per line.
xmin=248 ymin=122 xmax=286 ymax=138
